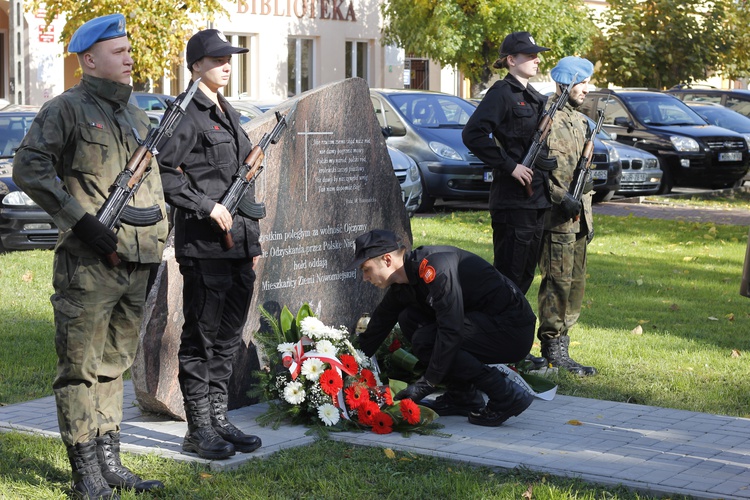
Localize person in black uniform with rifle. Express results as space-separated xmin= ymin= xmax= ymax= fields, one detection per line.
xmin=157 ymin=29 xmax=263 ymax=460
xmin=349 ymin=229 xmax=536 ymax=426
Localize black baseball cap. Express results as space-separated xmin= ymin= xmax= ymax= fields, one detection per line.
xmin=346 ymin=230 xmax=403 ymax=271
xmin=499 ymin=31 xmax=550 ymax=56
xmin=186 ymin=29 xmax=249 ymax=70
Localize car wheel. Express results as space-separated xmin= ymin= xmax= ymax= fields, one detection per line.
xmin=593 ymin=190 xmax=615 ymax=203
xmin=415 ymin=175 xmax=435 ymax=213
xmin=656 ymin=168 xmax=674 ymax=194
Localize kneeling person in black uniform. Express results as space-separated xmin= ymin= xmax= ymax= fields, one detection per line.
xmin=349 ymin=230 xmax=536 ymax=427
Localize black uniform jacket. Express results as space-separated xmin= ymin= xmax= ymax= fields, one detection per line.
xmin=157 ymin=86 xmax=261 ymax=259
xmin=462 ymin=73 xmax=551 ymax=210
xmin=359 ymin=246 xmax=534 ymax=384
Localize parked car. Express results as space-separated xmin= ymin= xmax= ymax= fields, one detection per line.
xmin=224 ymin=99 xmax=265 ymax=124
xmin=369 ymin=88 xmax=482 ymax=212
xmin=588 ymin=127 xmax=622 ymax=202
xmin=0 ymin=111 xmax=58 ymax=251
xmin=666 ymin=85 xmax=750 ymax=118
xmin=585 ymin=117 xmax=662 ymax=196
xmin=387 ymin=145 xmax=422 ymax=217
xmin=579 ymin=89 xmax=750 ymax=193
xmin=130 ymin=92 xmax=174 ymax=111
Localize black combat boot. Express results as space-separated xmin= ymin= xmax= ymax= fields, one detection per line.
xmin=541 ymin=336 xmax=598 ymax=376
xmin=208 ymin=393 xmax=262 ymax=453
xmin=467 ymin=366 xmax=534 ymax=427
xmin=95 ymin=431 xmax=164 ymax=492
xmin=522 ymin=353 xmax=548 ymax=370
xmin=67 ymin=440 xmax=119 ymax=500
xmin=419 ymin=382 xmax=485 ymax=416
xmin=183 ymin=397 xmax=235 ymax=460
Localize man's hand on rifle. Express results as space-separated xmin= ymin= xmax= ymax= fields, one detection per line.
xmin=511 ymin=163 xmax=534 ymax=186
xmin=210 ymin=203 xmax=233 ymax=233
xmin=559 ymin=193 xmax=583 ymax=221
xmin=72 ymin=213 xmax=118 ymax=256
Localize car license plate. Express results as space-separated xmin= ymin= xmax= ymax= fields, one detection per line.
xmin=624 ymin=172 xmax=648 ymax=182
xmin=591 ymin=169 xmax=608 ymax=180
xmin=719 ymin=152 xmax=742 ymax=162
xmin=484 ymin=171 xmax=493 ymax=182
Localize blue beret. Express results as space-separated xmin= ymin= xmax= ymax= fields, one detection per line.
xmin=68 ymin=14 xmax=127 ymax=54
xmin=550 ymin=56 xmax=594 ymax=85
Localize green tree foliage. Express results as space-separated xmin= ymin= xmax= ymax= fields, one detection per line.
xmin=380 ymin=0 xmax=599 ymax=95
xmin=29 ymin=0 xmax=227 ymax=88
xmin=587 ymin=0 xmax=731 ymax=89
xmin=721 ymin=0 xmax=750 ymax=81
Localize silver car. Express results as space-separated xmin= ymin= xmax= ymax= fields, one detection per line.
xmin=387 ymin=145 xmax=422 ymax=217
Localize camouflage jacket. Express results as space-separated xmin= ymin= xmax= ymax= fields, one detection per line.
xmin=545 ymin=100 xmax=594 ymax=234
xmin=12 ymin=74 xmax=167 ymax=263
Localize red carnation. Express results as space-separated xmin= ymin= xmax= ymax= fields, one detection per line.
xmin=388 ymin=339 xmax=402 ymax=352
xmin=372 ymin=412 xmax=394 ymax=434
xmin=319 ymin=368 xmax=343 ymax=397
xmin=399 ymin=398 xmax=421 ymax=425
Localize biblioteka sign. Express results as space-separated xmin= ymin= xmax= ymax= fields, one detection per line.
xmin=237 ymin=0 xmax=357 ymax=22
xmin=237 ymin=0 xmax=357 ymax=21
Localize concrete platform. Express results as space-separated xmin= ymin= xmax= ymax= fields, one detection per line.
xmin=3 ymin=381 xmax=750 ymax=499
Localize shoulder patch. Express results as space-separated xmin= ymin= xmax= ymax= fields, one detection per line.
xmin=418 ymin=258 xmax=436 ymax=284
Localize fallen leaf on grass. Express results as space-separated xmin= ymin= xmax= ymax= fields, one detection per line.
xmin=708 ymin=316 xmax=719 ymax=321
xmin=631 ymin=325 xmax=643 ymax=335
xmin=522 ymin=485 xmax=533 ymax=499
xmin=384 ymin=448 xmax=396 ymax=459
xmin=683 ymin=256 xmax=695 ymax=262
xmin=566 ymin=420 xmax=583 ymax=426
xmin=731 ymin=349 xmax=742 ymax=358
xmin=727 ymin=313 xmax=735 ymax=322
xmin=199 ymin=472 xmax=213 ymax=480
xmin=22 ymin=271 xmax=33 ymax=282
xmin=669 ymin=303 xmax=680 ymax=311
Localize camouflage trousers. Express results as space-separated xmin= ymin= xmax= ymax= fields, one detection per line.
xmin=51 ymin=249 xmax=149 ymax=447
xmin=537 ymin=230 xmax=588 ymax=341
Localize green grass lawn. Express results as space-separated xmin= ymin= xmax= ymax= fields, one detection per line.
xmin=1 ymin=209 xmax=746 ymax=499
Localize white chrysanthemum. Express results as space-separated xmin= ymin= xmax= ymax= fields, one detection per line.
xmin=300 ymin=317 xmax=327 ymax=338
xmin=323 ymin=326 xmax=346 ymax=341
xmin=315 ymin=339 xmax=338 ymax=356
xmin=277 ymin=342 xmax=295 ymax=353
xmin=300 ymin=358 xmax=325 ymax=381
xmin=283 ymin=381 xmax=305 ymax=405
xmin=317 ymin=403 xmax=340 ymax=426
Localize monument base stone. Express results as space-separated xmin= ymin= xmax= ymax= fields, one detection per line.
xmin=132 ymin=78 xmax=412 ymax=418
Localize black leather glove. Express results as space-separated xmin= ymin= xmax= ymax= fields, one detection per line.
xmin=587 ymin=229 xmax=595 ymax=244
xmin=394 ymin=376 xmax=436 ymax=402
xmin=558 ymin=193 xmax=582 ymax=221
xmin=72 ymin=213 xmax=118 ymax=256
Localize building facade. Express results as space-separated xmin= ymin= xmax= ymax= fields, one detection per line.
xmin=4 ymin=0 xmax=465 ymax=106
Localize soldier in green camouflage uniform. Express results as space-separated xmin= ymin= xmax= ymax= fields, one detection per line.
xmin=12 ymin=14 xmax=166 ymax=499
xmin=537 ymin=56 xmax=598 ymax=377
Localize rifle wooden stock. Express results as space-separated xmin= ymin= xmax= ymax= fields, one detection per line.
xmin=218 ymin=110 xmax=289 ymax=250
xmin=520 ymin=79 xmax=575 ymax=198
xmin=221 ymin=146 xmax=266 ymax=250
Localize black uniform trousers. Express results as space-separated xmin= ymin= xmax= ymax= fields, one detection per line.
xmin=490 ymin=208 xmax=547 ymax=294
xmin=397 ymin=298 xmax=535 ymax=384
xmin=177 ymin=257 xmax=255 ymax=401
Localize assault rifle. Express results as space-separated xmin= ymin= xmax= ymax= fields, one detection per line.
xmin=520 ymin=75 xmax=577 ymax=197
xmin=569 ymin=108 xmax=606 ymax=203
xmin=218 ymin=110 xmax=291 ymax=250
xmin=96 ymin=78 xmax=201 ymax=267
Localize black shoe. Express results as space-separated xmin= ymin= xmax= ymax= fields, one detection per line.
xmin=468 ymin=390 xmax=534 ymax=427
xmin=523 ymin=353 xmax=548 ymax=370
xmin=420 ymin=390 xmax=485 ymax=416
xmin=95 ymin=431 xmax=164 ymax=493
xmin=209 ymin=393 xmax=262 ymax=453
xmin=67 ymin=440 xmax=120 ymax=500
xmin=184 ymin=397 xmax=236 ymax=460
